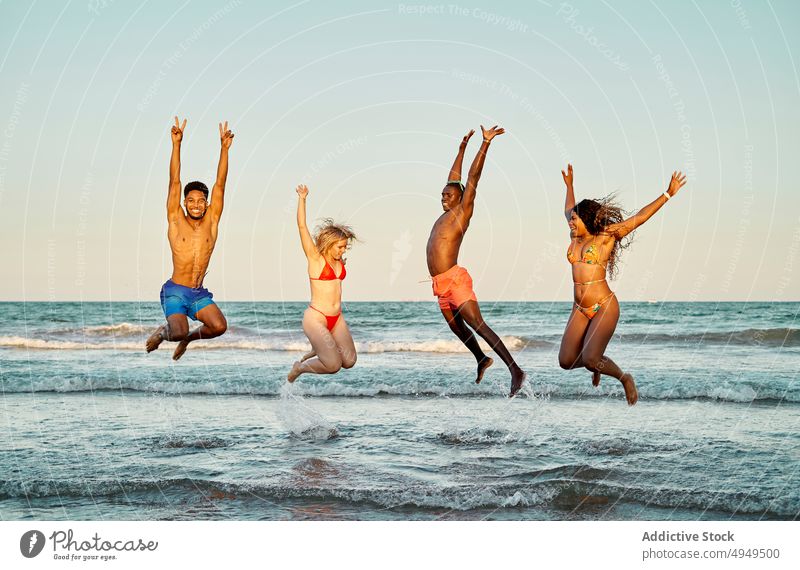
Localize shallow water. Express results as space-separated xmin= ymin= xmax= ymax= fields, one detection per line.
xmin=1 ymin=301 xmax=798 ymax=520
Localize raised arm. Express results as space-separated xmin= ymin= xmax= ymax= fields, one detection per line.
xmin=447 ymin=129 xmax=474 ymax=183
xmin=461 ymin=125 xmax=505 ymax=218
xmin=561 ymin=163 xmax=575 ymax=221
xmin=605 ymin=171 xmax=687 ymax=239
xmin=167 ymin=116 xmax=186 ymax=219
xmin=209 ymin=121 xmax=234 ymax=221
xmin=295 ymin=185 xmax=321 ymax=261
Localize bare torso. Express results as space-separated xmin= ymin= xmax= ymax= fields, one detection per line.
xmin=168 ymin=213 xmax=219 ymax=288
xmin=308 ymin=257 xmax=344 ymax=314
xmin=426 ymin=208 xmax=469 ymax=276
xmin=568 ymin=234 xmax=614 ymax=305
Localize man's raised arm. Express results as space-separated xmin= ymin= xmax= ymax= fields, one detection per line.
xmin=447 ymin=129 xmax=475 ymax=184
xmin=462 ymin=124 xmax=505 ymax=218
xmin=167 ymin=116 xmax=187 ymax=219
xmin=209 ymin=121 xmax=234 ymax=221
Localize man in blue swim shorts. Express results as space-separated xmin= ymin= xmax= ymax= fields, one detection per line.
xmin=145 ymin=116 xmax=234 ymax=360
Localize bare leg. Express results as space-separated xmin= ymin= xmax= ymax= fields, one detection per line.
xmin=172 ymin=304 xmax=227 ymax=361
xmin=560 ymin=307 xmax=601 ymax=386
xmin=330 ymin=316 xmax=357 ymax=369
xmin=287 ymin=361 xmax=303 ymax=383
xmin=457 ymin=301 xmax=525 ymax=396
xmin=300 ymin=350 xmax=316 ymax=362
xmin=146 ymin=326 xmax=166 ymax=353
xmin=581 ymin=295 xmax=637 ymax=405
xmin=288 ymin=309 xmax=343 ymax=382
xmin=146 ymin=314 xmax=188 ymax=353
xmin=439 ymin=305 xmax=493 ymax=383
xmin=558 ymin=305 xmax=590 ymax=370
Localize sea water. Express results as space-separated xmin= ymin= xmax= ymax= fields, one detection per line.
xmin=0 ymin=301 xmax=797 ymax=520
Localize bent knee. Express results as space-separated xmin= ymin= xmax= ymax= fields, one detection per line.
xmin=320 ymin=355 xmax=343 ymax=373
xmin=166 ymin=326 xmax=189 ymax=341
xmin=582 ymin=355 xmax=603 ymax=370
xmin=558 ymin=355 xmax=579 ymax=370
xmin=341 ymin=354 xmax=357 ymax=369
xmin=558 ymin=348 xmax=582 ymax=369
xmin=203 ymin=319 xmax=227 ymax=337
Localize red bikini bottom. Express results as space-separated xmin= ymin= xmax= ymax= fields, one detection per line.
xmin=309 ymin=305 xmax=341 ymax=332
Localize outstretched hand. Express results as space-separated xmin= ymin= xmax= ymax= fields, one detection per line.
xmin=667 ymin=170 xmax=687 ymax=197
xmin=296 ymin=184 xmax=309 ymax=199
xmin=481 ymin=124 xmax=505 ymax=142
xmin=219 ymin=121 xmax=234 ymax=149
xmin=460 ymin=129 xmax=475 ymax=147
xmin=561 ymin=163 xmax=574 ymax=188
xmin=171 ymin=116 xmax=187 ymax=144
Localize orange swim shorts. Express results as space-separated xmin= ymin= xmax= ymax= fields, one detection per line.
xmin=431 ymin=265 xmax=478 ymax=310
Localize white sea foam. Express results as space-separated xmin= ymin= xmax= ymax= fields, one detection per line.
xmin=4 ymin=374 xmax=797 ymax=403
xmin=0 ymin=335 xmax=528 ymax=353
xmin=2 ymin=475 xmax=795 ymax=516
xmin=276 ymin=383 xmax=338 ymax=439
xmin=0 ymin=336 xmax=136 ymax=350
xmin=77 ymin=323 xmax=151 ymax=336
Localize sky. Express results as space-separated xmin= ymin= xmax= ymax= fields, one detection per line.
xmin=0 ymin=0 xmax=798 ymax=302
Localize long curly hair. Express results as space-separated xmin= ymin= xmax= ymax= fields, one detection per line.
xmin=573 ymin=195 xmax=631 ymax=280
xmin=313 ymin=218 xmax=358 ymax=259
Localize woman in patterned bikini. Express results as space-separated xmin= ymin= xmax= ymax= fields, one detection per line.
xmin=287 ymin=184 xmax=358 ymax=383
xmin=558 ymin=164 xmax=687 ymax=405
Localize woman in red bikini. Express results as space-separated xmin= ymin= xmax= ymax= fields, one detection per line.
xmin=558 ymin=164 xmax=687 ymax=405
xmin=287 ymin=184 xmax=358 ymax=383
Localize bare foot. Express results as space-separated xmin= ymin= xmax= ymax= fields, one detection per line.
xmin=172 ymin=339 xmax=189 ymax=361
xmin=592 ymin=370 xmax=601 ymax=387
xmin=509 ymin=369 xmax=527 ymax=398
xmin=287 ymin=361 xmax=303 ymax=383
xmin=620 ymin=373 xmax=638 ymax=405
xmin=300 ymin=350 xmax=316 ymax=363
xmin=476 ymin=357 xmax=494 ymax=384
xmin=145 ymin=325 xmax=166 ymax=353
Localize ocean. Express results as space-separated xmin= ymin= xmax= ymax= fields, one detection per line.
xmin=0 ymin=301 xmax=797 ymax=520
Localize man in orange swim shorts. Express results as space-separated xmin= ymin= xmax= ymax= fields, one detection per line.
xmin=426 ymin=126 xmax=526 ymax=396
xmin=432 ymin=265 xmax=477 ymax=310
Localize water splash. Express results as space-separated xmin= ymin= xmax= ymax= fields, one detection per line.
xmin=277 ymin=383 xmax=338 ymax=440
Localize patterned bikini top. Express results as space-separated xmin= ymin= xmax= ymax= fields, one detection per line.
xmin=567 ymin=238 xmax=607 ymax=269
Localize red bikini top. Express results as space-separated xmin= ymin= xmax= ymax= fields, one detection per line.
xmin=310 ymin=259 xmax=346 ymax=281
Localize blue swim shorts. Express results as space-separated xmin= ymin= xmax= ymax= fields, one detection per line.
xmin=159 ymin=279 xmax=215 ymax=320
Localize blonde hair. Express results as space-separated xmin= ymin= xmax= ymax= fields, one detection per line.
xmin=314 ymin=218 xmax=358 ymax=257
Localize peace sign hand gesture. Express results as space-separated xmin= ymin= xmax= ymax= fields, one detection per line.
xmin=171 ymin=116 xmax=187 ymax=144
xmin=219 ymin=121 xmax=234 ymax=149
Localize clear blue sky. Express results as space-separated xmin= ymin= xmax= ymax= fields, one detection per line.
xmin=1 ymin=0 xmax=798 ymax=301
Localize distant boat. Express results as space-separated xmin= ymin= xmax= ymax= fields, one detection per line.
xmin=646 ymin=299 xmax=659 ymax=304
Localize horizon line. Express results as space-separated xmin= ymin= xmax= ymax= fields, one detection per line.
xmin=1 ymin=299 xmax=797 ymax=304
